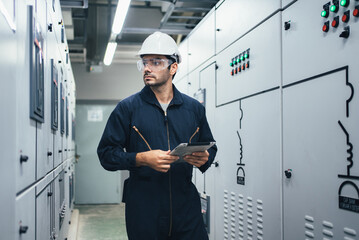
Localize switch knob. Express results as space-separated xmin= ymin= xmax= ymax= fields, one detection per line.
xmin=19 ymin=226 xmax=28 ymax=234
xmin=47 ymin=151 xmax=53 ymax=156
xmin=285 ymin=169 xmax=292 ymax=178
xmin=20 ymin=155 xmax=28 ymax=163
xmin=284 ymin=21 xmax=291 ymax=30
xmin=340 ymin=26 xmax=350 ymax=38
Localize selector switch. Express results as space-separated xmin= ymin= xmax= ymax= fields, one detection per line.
xmin=340 ymin=25 xmax=350 ymax=38
xmin=332 ymin=16 xmax=340 ymax=27
xmin=323 ymin=21 xmax=330 ymax=32
xmin=342 ymin=10 xmax=350 ymax=22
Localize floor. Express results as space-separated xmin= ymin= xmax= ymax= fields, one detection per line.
xmin=75 ymin=204 xmax=128 ymax=240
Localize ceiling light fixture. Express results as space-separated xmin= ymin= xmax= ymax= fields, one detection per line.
xmin=103 ymin=42 xmax=117 ymax=66
xmin=112 ymin=0 xmax=131 ymax=34
xmin=103 ymin=0 xmax=131 ymax=66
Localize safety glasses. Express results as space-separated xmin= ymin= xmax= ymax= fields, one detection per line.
xmin=137 ymin=58 xmax=173 ymax=72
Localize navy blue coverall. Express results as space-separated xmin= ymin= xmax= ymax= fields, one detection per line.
xmin=97 ymin=84 xmax=217 ymax=240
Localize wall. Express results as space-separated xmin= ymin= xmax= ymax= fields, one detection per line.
xmin=73 ymin=63 xmax=143 ymax=101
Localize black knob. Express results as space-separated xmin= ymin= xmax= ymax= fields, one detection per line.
xmin=59 ymin=178 xmax=63 ymax=182
xmin=19 ymin=225 xmax=28 ymax=234
xmin=284 ymin=169 xmax=292 ymax=178
xmin=47 ymin=151 xmax=53 ymax=156
xmin=284 ymin=21 xmax=291 ymax=30
xmin=20 ymin=155 xmax=28 ymax=163
xmin=214 ymin=162 xmax=219 ymax=167
xmin=48 ymin=23 xmax=53 ymax=32
xmin=59 ymin=150 xmax=62 ymax=153
xmin=48 ymin=192 xmax=53 ymax=197
xmin=340 ymin=26 xmax=350 ymax=38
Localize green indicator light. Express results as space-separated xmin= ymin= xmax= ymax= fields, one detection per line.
xmin=236 ymin=58 xmax=240 ymax=63
xmin=230 ymin=63 xmax=233 ymax=67
xmin=330 ymin=5 xmax=337 ymax=12
xmin=233 ymin=60 xmax=236 ymax=65
xmin=244 ymin=53 xmax=248 ymax=59
xmin=321 ymin=10 xmax=328 ymax=17
xmin=340 ymin=0 xmax=347 ymax=6
xmin=240 ymin=55 xmax=244 ymax=61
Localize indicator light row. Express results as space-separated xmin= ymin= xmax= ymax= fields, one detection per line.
xmin=321 ymin=0 xmax=359 ymax=18
xmin=230 ymin=62 xmax=250 ymax=76
xmin=229 ymin=49 xmax=250 ymax=67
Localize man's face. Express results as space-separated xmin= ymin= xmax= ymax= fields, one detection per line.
xmin=140 ymin=55 xmax=176 ymax=87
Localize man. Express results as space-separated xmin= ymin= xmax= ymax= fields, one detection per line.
xmin=97 ymin=31 xmax=217 ymax=240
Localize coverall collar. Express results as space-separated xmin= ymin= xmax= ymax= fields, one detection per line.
xmin=140 ymin=84 xmax=184 ymax=107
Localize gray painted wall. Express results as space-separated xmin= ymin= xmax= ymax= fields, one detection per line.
xmin=73 ymin=63 xmax=143 ymax=101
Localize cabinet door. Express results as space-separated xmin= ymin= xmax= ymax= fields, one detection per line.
xmin=16 ymin=189 xmax=36 ymax=240
xmin=215 ymin=0 xmax=281 ymax=54
xmin=36 ymin=184 xmax=52 ymax=240
xmin=282 ymin=1 xmax=359 ymax=239
xmin=188 ymin=10 xmax=215 ymax=73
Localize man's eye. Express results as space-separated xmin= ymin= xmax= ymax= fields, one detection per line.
xmin=153 ymin=60 xmax=161 ymax=66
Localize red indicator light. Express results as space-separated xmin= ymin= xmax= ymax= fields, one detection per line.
xmin=242 ymin=64 xmax=245 ymax=71
xmin=246 ymin=62 xmax=250 ymax=69
xmin=322 ymin=21 xmax=330 ymax=32
xmin=332 ymin=17 xmax=339 ymax=27
xmin=354 ymin=6 xmax=359 ymax=17
xmin=342 ymin=10 xmax=350 ymax=22
xmin=231 ymin=70 xmax=234 ymax=76
xmin=238 ymin=67 xmax=241 ymax=73
xmin=234 ymin=68 xmax=238 ymax=74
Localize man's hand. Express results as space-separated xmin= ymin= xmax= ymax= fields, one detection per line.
xmin=136 ymin=150 xmax=179 ymax=173
xmin=183 ymin=150 xmax=209 ymax=168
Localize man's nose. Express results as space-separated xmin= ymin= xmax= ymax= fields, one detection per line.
xmin=143 ymin=63 xmax=151 ymax=72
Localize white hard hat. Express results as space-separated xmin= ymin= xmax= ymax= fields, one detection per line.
xmin=138 ymin=31 xmax=182 ymax=64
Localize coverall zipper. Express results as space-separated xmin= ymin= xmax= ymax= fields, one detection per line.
xmin=164 ymin=110 xmax=173 ymax=237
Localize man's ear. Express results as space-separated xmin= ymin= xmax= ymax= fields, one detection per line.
xmin=170 ymin=62 xmax=178 ymax=75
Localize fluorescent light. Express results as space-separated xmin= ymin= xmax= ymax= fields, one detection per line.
xmin=103 ymin=42 xmax=117 ymax=66
xmin=112 ymin=0 xmax=131 ymax=34
xmin=0 ymin=0 xmax=16 ymax=31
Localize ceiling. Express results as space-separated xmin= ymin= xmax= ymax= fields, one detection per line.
xmin=60 ymin=0 xmax=220 ymax=67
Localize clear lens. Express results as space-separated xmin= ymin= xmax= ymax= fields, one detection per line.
xmin=137 ymin=58 xmax=172 ymax=71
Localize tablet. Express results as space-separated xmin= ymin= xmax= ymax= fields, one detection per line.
xmin=170 ymin=142 xmax=216 ymax=158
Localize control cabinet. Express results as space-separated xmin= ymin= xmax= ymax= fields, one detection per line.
xmin=176 ymin=0 xmax=359 ymax=239
xmin=0 ymin=0 xmax=77 ymax=239
xmin=282 ymin=0 xmax=359 ymax=238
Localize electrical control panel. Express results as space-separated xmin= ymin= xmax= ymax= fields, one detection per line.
xmin=216 ymin=13 xmax=281 ymax=106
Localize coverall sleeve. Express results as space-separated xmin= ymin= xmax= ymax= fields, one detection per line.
xmin=197 ymin=108 xmax=218 ymax=173
xmin=97 ymin=102 xmax=137 ymax=171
